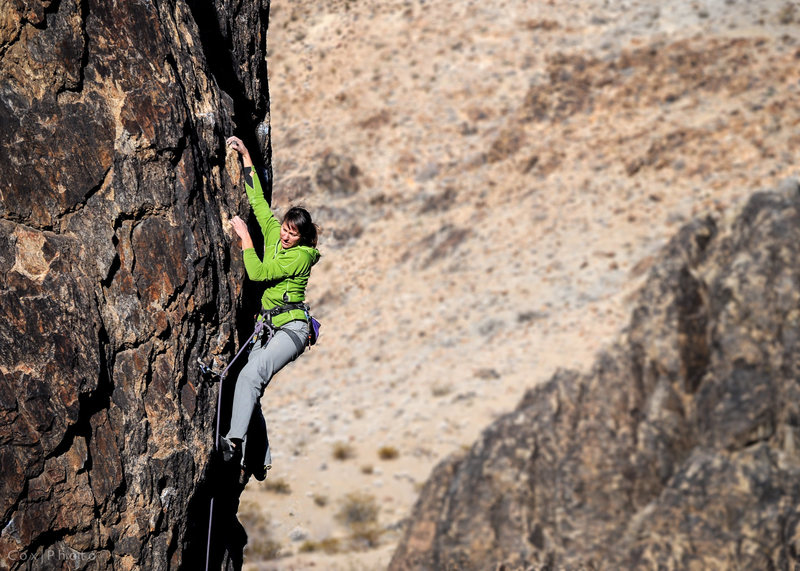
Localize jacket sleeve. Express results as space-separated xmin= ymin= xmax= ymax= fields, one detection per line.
xmin=242 ymin=247 xmax=313 ymax=283
xmin=244 ymin=166 xmax=280 ymax=245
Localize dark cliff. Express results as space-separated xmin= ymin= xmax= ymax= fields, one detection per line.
xmin=0 ymin=0 xmax=269 ymax=568
xmin=391 ymin=179 xmax=800 ymax=570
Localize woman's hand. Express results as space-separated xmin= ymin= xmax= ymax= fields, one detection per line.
xmin=231 ymin=215 xmax=254 ymax=250
xmin=226 ymin=136 xmax=253 ymax=168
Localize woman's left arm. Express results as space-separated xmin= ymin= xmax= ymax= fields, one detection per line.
xmin=226 ymin=136 xmax=279 ymax=242
xmin=226 ymin=136 xmax=252 ymax=168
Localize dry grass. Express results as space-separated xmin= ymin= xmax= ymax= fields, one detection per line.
xmin=239 ymin=500 xmax=282 ymax=561
xmin=261 ymin=477 xmax=292 ymax=494
xmin=378 ymin=445 xmax=399 ymax=460
xmin=431 ymin=382 xmax=453 ymax=397
xmin=335 ymin=491 xmax=383 ymax=549
xmin=332 ymin=441 xmax=356 ymax=461
xmin=299 ymin=537 xmax=342 ymax=554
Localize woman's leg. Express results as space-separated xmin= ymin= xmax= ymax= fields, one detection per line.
xmin=225 ymin=321 xmax=308 ymax=442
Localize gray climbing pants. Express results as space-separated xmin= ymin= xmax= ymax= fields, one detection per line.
xmin=226 ymin=319 xmax=308 ymax=443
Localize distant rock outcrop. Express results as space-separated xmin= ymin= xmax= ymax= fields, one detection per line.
xmin=391 ymin=179 xmax=800 ymax=570
xmin=0 ymin=0 xmax=269 ymax=568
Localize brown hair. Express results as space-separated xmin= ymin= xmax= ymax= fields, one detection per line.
xmin=282 ymin=206 xmax=318 ymax=248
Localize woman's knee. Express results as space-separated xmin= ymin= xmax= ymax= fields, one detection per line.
xmin=239 ymin=360 xmax=268 ymax=392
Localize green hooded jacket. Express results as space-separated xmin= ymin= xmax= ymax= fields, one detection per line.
xmin=241 ymin=167 xmax=320 ymax=327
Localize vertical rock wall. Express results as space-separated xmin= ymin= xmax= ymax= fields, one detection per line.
xmin=0 ymin=0 xmax=269 ymax=567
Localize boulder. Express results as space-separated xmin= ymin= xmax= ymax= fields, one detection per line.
xmin=391 ymin=179 xmax=800 ymax=570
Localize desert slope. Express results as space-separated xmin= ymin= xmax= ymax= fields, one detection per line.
xmin=239 ymin=1 xmax=800 ymax=568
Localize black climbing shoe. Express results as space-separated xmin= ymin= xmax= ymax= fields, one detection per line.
xmin=251 ymin=464 xmax=271 ymax=482
xmin=219 ymin=437 xmax=240 ymax=463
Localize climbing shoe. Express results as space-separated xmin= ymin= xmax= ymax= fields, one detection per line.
xmin=219 ymin=437 xmax=241 ymax=463
xmin=251 ymin=464 xmax=271 ymax=482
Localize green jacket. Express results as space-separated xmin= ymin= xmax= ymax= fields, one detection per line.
xmin=241 ymin=167 xmax=320 ymax=327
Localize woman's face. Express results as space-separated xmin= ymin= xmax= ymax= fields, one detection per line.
xmin=280 ymin=221 xmax=301 ymax=249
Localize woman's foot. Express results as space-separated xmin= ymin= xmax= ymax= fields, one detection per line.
xmin=251 ymin=464 xmax=271 ymax=481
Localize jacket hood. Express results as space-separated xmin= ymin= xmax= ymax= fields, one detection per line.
xmin=298 ymin=245 xmax=321 ymax=266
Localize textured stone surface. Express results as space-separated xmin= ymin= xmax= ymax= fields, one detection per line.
xmin=390 ymin=179 xmax=800 ymax=570
xmin=0 ymin=0 xmax=269 ymax=568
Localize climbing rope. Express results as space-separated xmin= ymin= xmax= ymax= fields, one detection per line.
xmin=203 ymin=319 xmax=272 ymax=571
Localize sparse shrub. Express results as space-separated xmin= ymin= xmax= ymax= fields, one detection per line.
xmin=248 ymin=538 xmax=282 ymax=561
xmin=517 ymin=310 xmax=547 ymax=324
xmin=282 ymin=175 xmax=313 ymax=201
xmin=424 ymin=225 xmax=472 ymax=265
xmin=300 ymin=537 xmax=341 ymax=554
xmin=419 ymin=186 xmax=457 ymax=214
xmin=299 ymin=540 xmax=317 ymax=553
xmin=431 ymin=382 xmax=452 ymax=397
xmin=477 ymin=319 xmax=502 ymax=337
xmin=336 ymin=492 xmax=379 ymax=528
xmin=487 ymin=127 xmax=525 ymax=163
xmin=319 ymin=537 xmax=341 ymax=553
xmin=239 ymin=501 xmax=282 ymax=561
xmin=312 ymin=494 xmax=328 ymax=507
xmin=378 ymin=446 xmax=399 ymax=460
xmin=474 ymin=368 xmax=500 ymax=380
xmin=336 ymin=492 xmax=382 ymax=549
xmin=261 ymin=478 xmax=291 ymax=494
xmin=352 ymin=525 xmax=382 ymax=549
xmin=361 ymin=464 xmax=374 ymax=475
xmin=332 ymin=441 xmax=356 ymax=461
xmin=778 ymin=2 xmax=796 ymax=24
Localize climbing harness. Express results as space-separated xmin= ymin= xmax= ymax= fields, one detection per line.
xmin=259 ymin=301 xmax=320 ymax=348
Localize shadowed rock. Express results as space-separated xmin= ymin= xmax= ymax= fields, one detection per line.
xmin=0 ymin=0 xmax=270 ymax=568
xmin=391 ymin=179 xmax=800 ymax=570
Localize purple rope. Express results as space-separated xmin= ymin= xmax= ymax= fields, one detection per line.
xmin=213 ymin=320 xmax=266 ymax=448
xmin=205 ymin=319 xmax=269 ymax=571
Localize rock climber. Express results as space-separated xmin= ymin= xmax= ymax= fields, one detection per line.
xmin=221 ymin=135 xmax=320 ymax=475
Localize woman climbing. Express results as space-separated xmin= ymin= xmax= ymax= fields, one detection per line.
xmin=221 ymin=135 xmax=320 ymax=472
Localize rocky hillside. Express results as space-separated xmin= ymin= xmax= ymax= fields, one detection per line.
xmin=391 ymin=178 xmax=800 ymax=569
xmin=0 ymin=1 xmax=269 ymax=568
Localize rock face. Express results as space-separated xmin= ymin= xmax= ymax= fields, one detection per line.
xmin=391 ymin=179 xmax=800 ymax=570
xmin=0 ymin=0 xmax=269 ymax=568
